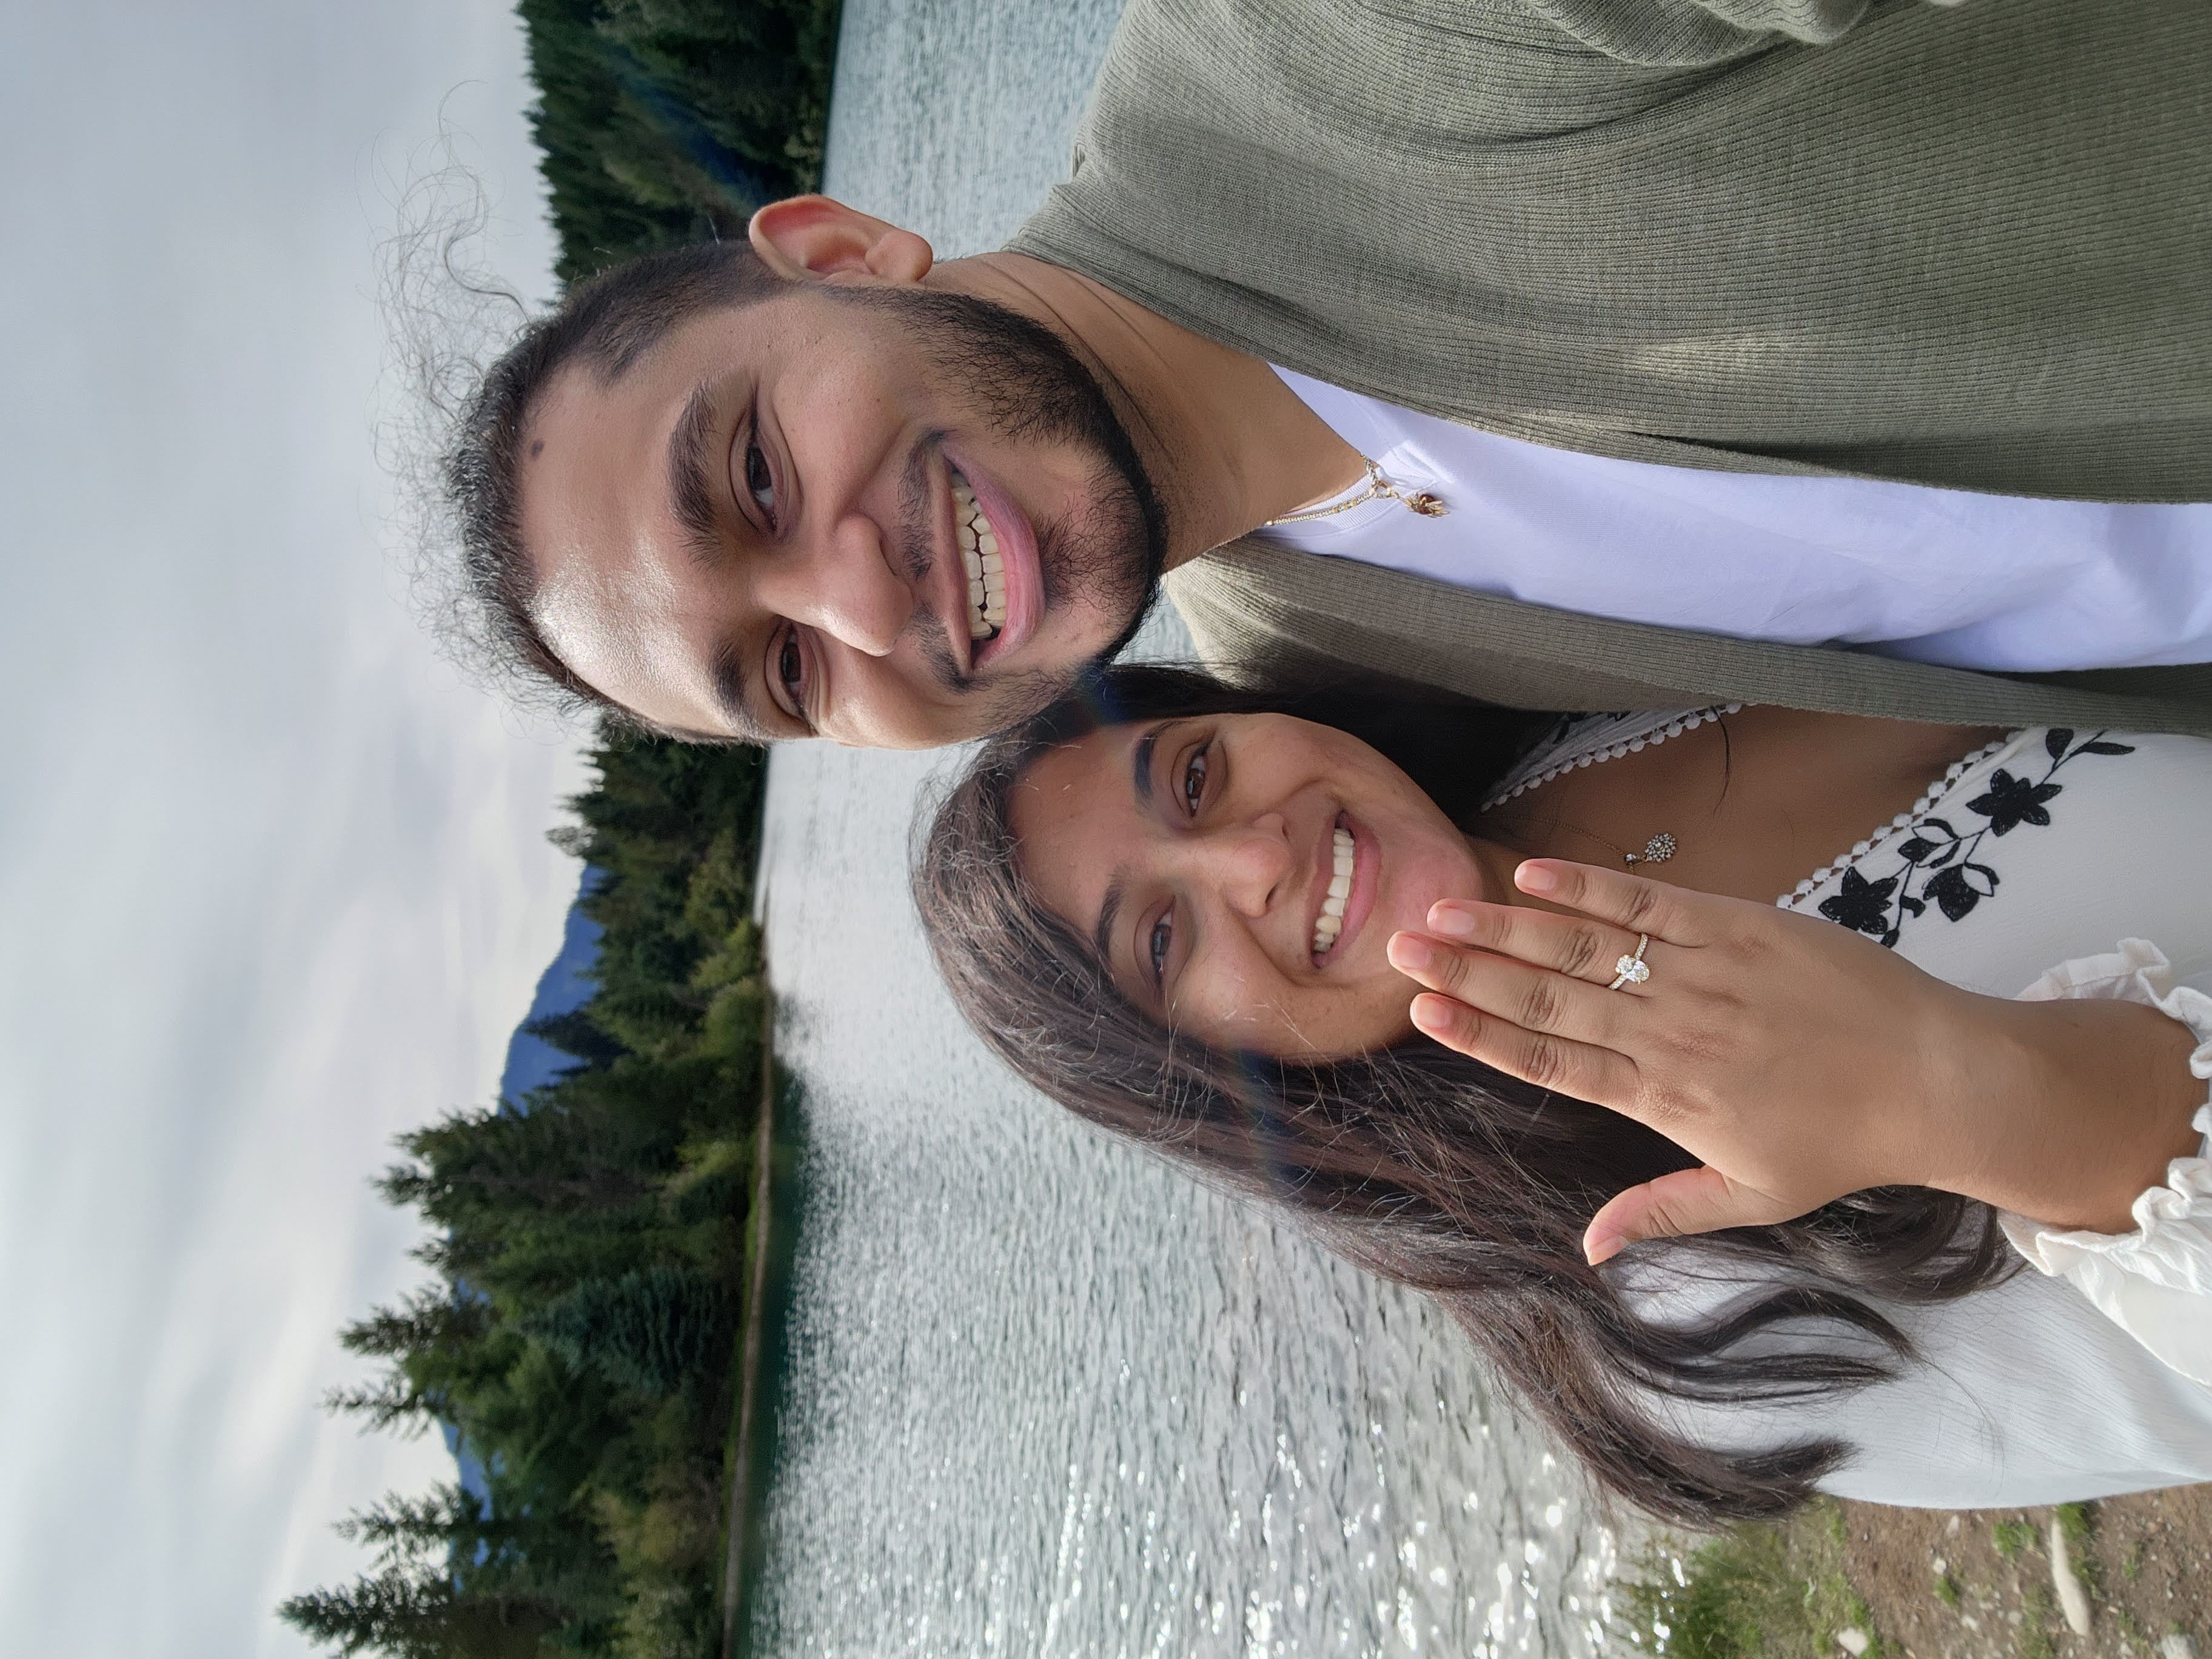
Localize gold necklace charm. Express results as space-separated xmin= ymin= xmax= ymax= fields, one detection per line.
xmin=1264 ymin=458 xmax=1449 ymax=527
xmin=1555 ymin=825 xmax=1678 ymax=867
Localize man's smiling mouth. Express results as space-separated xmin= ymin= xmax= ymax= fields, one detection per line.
xmin=952 ymin=470 xmax=1007 ymax=641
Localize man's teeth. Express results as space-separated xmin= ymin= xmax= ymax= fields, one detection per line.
xmin=1313 ymin=826 xmax=1354 ymax=957
xmin=953 ymin=474 xmax=1007 ymax=642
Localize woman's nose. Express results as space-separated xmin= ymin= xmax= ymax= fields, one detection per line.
xmin=1199 ymin=813 xmax=1295 ymax=918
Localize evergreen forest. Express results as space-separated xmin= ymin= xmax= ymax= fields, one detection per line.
xmin=518 ymin=0 xmax=842 ymax=283
xmin=283 ymin=731 xmax=773 ymax=1657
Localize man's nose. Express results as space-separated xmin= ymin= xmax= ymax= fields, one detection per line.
xmin=1196 ymin=813 xmax=1295 ymax=919
xmin=756 ymin=512 xmax=912 ymax=657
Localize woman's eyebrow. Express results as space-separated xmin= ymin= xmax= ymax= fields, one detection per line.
xmin=1093 ymin=723 xmax=1176 ymax=980
xmin=1131 ymin=723 xmax=1166 ymax=810
xmin=1093 ymin=875 xmax=1126 ymax=974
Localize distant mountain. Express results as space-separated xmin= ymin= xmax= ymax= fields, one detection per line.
xmin=446 ymin=870 xmax=608 ymax=1503
xmin=496 ymin=870 xmax=606 ymax=1109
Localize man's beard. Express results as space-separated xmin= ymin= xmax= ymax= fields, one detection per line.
xmin=832 ymin=284 xmax=1170 ymax=722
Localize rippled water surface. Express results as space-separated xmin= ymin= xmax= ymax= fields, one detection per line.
xmin=747 ymin=4 xmax=1640 ymax=1652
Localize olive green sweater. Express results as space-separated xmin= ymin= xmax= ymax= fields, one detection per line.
xmin=1010 ymin=0 xmax=2212 ymax=730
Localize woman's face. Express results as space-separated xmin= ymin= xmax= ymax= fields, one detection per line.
xmin=1010 ymin=711 xmax=1490 ymax=1056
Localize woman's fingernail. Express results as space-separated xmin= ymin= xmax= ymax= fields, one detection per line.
xmin=1516 ymin=860 xmax=1558 ymax=894
xmin=1585 ymin=1233 xmax=1623 ymax=1267
xmin=1387 ymin=933 xmax=1433 ymax=973
xmin=1410 ymin=993 xmax=1451 ymax=1032
xmin=1427 ymin=903 xmax=1475 ymax=938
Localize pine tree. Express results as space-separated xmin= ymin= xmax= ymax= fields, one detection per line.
xmin=519 ymin=1006 xmax=625 ymax=1073
xmin=278 ymin=1484 xmax=574 ymax=1658
xmin=514 ymin=0 xmax=842 ymax=282
xmin=278 ymin=1570 xmax=566 ymax=1659
xmin=323 ymin=1287 xmax=492 ymax=1435
xmin=527 ymin=1265 xmax=729 ymax=1397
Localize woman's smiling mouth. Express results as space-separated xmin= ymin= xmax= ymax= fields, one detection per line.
xmin=1310 ymin=811 xmax=1380 ymax=967
xmin=1313 ymin=823 xmax=1353 ymax=957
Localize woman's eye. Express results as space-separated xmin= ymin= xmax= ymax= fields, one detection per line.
xmin=745 ymin=436 xmax=777 ymax=521
xmin=1147 ymin=911 xmax=1173 ymax=988
xmin=1181 ymin=745 xmax=1210 ymax=816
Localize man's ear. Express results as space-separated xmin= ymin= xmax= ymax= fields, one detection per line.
xmin=748 ymin=196 xmax=934 ymax=285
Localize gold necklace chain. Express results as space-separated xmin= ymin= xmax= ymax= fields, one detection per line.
xmin=1262 ymin=457 xmax=1449 ymax=527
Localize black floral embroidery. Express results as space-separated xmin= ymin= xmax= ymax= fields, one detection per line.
xmin=1815 ymin=728 xmax=2134 ymax=949
xmin=1966 ymin=768 xmax=2062 ymax=835
xmin=1817 ymin=868 xmax=1900 ymax=936
xmin=1924 ymin=857 xmax=1999 ymax=922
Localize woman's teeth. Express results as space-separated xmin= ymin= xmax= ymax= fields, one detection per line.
xmin=953 ymin=473 xmax=1006 ymax=642
xmin=1312 ymin=826 xmax=1353 ymax=957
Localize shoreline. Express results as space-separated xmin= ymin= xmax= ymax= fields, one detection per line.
xmin=717 ymin=954 xmax=780 ymax=1659
xmin=1626 ymin=1487 xmax=2212 ymax=1659
xmin=1834 ymin=1488 xmax=2212 ymax=1659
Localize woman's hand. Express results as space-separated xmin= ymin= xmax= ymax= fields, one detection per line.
xmin=1384 ymin=860 xmax=2204 ymax=1264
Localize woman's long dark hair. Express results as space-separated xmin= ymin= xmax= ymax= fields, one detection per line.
xmin=914 ymin=665 xmax=2014 ymax=1528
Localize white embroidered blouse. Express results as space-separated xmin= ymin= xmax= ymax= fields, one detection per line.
xmin=1484 ymin=712 xmax=2212 ymax=1507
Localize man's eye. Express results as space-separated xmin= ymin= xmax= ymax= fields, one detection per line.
xmin=1181 ymin=745 xmax=1209 ymax=816
xmin=745 ymin=434 xmax=776 ymax=521
xmin=1147 ymin=911 xmax=1174 ymax=988
xmin=776 ymin=627 xmax=805 ymax=708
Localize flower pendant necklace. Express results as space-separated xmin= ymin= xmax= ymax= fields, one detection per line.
xmin=1263 ymin=457 xmax=1449 ymax=526
xmin=1563 ymin=827 xmax=1679 ymax=868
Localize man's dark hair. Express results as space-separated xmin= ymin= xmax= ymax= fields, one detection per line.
xmin=442 ymin=239 xmax=786 ymax=737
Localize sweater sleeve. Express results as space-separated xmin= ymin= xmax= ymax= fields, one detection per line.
xmin=2000 ymin=940 xmax=2212 ymax=1387
xmin=1515 ymin=0 xmax=1960 ymax=62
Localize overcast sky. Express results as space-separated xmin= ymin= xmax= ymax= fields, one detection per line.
xmin=0 ymin=4 xmax=589 ymax=1652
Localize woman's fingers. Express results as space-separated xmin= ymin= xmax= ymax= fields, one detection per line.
xmin=1583 ymin=1167 xmax=1805 ymax=1265
xmin=1423 ymin=897 xmax=1643 ymax=988
xmin=1409 ymin=991 xmax=1639 ymax=1105
xmin=1513 ymin=859 xmax=1715 ymax=946
xmin=1389 ymin=933 xmax=1653 ymax=1053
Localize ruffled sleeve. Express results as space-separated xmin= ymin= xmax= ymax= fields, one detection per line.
xmin=2000 ymin=940 xmax=2212 ymax=1386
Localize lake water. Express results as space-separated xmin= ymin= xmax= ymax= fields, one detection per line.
xmin=746 ymin=4 xmax=1638 ymax=1653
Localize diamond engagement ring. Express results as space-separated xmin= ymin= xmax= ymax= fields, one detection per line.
xmin=1608 ymin=934 xmax=1652 ymax=990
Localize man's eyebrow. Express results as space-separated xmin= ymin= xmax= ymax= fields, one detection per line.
xmin=668 ymin=381 xmax=722 ymax=567
xmin=706 ymin=637 xmax=777 ymax=744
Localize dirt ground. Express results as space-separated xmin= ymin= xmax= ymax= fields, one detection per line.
xmin=1834 ymin=1487 xmax=2212 ymax=1659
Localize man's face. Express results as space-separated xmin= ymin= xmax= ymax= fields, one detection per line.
xmin=516 ymin=283 xmax=1165 ymax=746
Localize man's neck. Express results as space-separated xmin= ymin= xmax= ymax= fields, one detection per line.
xmin=934 ymin=251 xmax=1367 ymax=568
